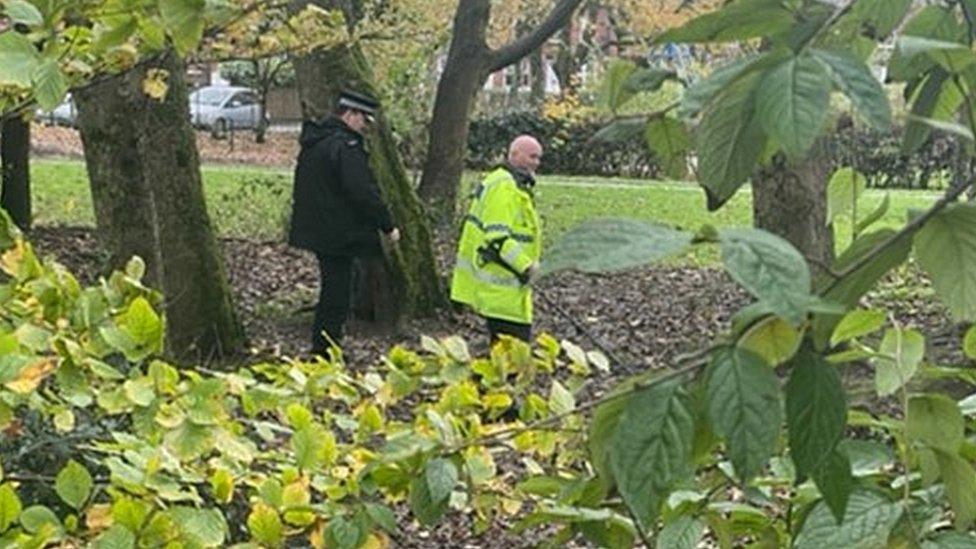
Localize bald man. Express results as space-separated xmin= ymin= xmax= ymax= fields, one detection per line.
xmin=451 ymin=135 xmax=543 ymax=344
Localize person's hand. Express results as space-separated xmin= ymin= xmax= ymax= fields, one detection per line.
xmin=386 ymin=227 xmax=401 ymax=243
xmin=523 ymin=262 xmax=540 ymax=282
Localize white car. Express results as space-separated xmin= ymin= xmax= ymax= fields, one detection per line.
xmin=188 ymin=86 xmax=266 ymax=133
xmin=35 ymin=94 xmax=77 ymax=127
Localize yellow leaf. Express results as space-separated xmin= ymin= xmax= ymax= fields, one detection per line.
xmin=738 ymin=316 xmax=802 ymax=366
xmin=362 ymin=533 xmax=390 ymax=549
xmin=85 ymin=504 xmax=113 ymax=531
xmin=5 ymin=359 xmax=55 ymax=394
xmin=142 ymin=69 xmax=169 ymax=100
xmin=308 ymin=520 xmax=326 ymax=548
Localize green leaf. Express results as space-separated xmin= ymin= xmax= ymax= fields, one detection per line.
xmin=896 ymin=36 xmax=975 ymax=74
xmin=168 ymin=507 xmax=227 ymax=547
xmin=888 ymin=6 xmax=966 ymax=82
xmin=601 ymin=58 xmax=637 ymax=110
xmin=246 ymin=503 xmax=283 ymax=547
xmin=908 ymin=394 xmax=964 ymax=453
xmin=645 ymin=116 xmax=692 ymax=180
xmin=934 ymin=450 xmax=976 ymax=529
xmin=624 ymin=67 xmax=676 ymax=94
xmin=657 ymin=0 xmax=794 ymax=44
xmin=874 ymin=328 xmax=925 ymax=396
xmin=364 ymin=503 xmax=397 ymax=534
xmin=964 ymin=325 xmax=976 ymax=359
xmin=922 ymin=531 xmax=976 ymax=549
xmin=159 ymin=0 xmax=206 ymax=56
xmin=915 ymin=204 xmax=976 ymax=321
xmin=827 ymin=168 xmax=867 ymax=226
xmin=682 ymin=53 xmax=766 ymax=117
xmin=409 ymin=473 xmax=448 ymax=526
xmin=589 ymin=375 xmax=649 ymax=486
xmin=811 ymin=450 xmax=853 ymax=523
xmin=4 ymin=1 xmax=44 ymax=26
xmin=92 ymin=525 xmax=136 ymax=549
xmin=794 ymin=490 xmax=902 ymax=549
xmin=831 ymin=309 xmax=885 ymax=346
xmin=719 ymin=228 xmax=811 ymax=324
xmin=0 ymin=484 xmax=22 ymax=532
xmin=907 ymin=115 xmax=975 ymax=142
xmin=324 ymin=515 xmax=364 ymax=549
xmin=706 ymin=347 xmax=781 ymax=481
xmin=698 ymin=71 xmax=765 ymax=210
xmin=591 ymin=118 xmax=646 ymax=143
xmin=813 ymin=229 xmax=912 ymax=348
xmin=756 ymin=53 xmax=831 ymax=159
xmin=656 ymin=514 xmax=706 ymax=549
xmin=903 ymin=69 xmax=964 ymax=153
xmin=425 ymin=458 xmax=458 ymax=505
xmin=55 ymin=460 xmax=92 ymax=510
xmin=850 ymin=0 xmax=911 ymax=40
xmin=0 ymin=31 xmax=41 ymax=87
xmin=541 ymin=218 xmax=693 ymax=277
xmin=610 ymin=379 xmax=694 ymax=527
xmin=31 ymin=59 xmax=68 ymax=111
xmin=19 ymin=505 xmax=61 ymax=535
xmin=119 ymin=296 xmax=163 ymax=358
xmin=292 ymin=426 xmax=327 ymax=471
xmin=855 ymin=194 xmax=890 ymax=235
xmin=786 ymin=349 xmax=846 ymax=477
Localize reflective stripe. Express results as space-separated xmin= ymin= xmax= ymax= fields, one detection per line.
xmin=454 ymin=255 xmax=523 ymax=288
xmin=463 ymin=214 xmax=535 ymax=243
xmin=501 ymin=244 xmax=523 ymax=266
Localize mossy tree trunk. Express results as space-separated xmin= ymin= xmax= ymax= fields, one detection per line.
xmin=74 ymin=51 xmax=245 ymax=362
xmin=289 ymin=1 xmax=445 ymax=324
xmin=1 ymin=116 xmax=31 ymax=231
xmin=753 ymin=141 xmax=835 ymax=277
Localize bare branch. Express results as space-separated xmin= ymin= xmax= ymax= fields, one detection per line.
xmin=488 ymin=0 xmax=584 ymax=73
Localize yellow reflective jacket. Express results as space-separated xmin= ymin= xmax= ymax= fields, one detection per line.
xmin=450 ymin=167 xmax=541 ymax=324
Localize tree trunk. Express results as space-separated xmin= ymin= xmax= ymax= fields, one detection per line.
xmin=74 ymin=51 xmax=245 ymax=362
xmin=417 ymin=0 xmax=584 ymax=221
xmin=530 ymin=48 xmax=547 ymax=108
xmin=753 ymin=141 xmax=835 ymax=276
xmin=290 ymin=38 xmax=445 ymax=323
xmin=1 ymin=116 xmax=31 ymax=231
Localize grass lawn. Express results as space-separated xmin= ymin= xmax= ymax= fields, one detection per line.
xmin=31 ymin=158 xmax=940 ymax=265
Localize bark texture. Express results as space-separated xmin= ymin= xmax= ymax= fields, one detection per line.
xmin=1 ymin=116 xmax=31 ymax=231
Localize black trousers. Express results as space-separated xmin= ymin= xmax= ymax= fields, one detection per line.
xmin=312 ymin=254 xmax=354 ymax=352
xmin=486 ymin=316 xmax=532 ymax=345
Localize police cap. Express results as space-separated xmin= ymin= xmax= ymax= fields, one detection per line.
xmin=337 ymin=90 xmax=379 ymax=118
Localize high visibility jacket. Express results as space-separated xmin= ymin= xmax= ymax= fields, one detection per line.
xmin=450 ymin=167 xmax=541 ymax=324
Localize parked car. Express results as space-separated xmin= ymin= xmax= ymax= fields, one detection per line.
xmin=188 ymin=86 xmax=266 ymax=134
xmin=35 ymin=94 xmax=77 ymax=127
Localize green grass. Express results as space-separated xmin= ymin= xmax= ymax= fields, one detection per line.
xmin=31 ymin=159 xmax=940 ymax=264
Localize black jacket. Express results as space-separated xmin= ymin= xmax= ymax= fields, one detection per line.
xmin=288 ymin=117 xmax=394 ymax=256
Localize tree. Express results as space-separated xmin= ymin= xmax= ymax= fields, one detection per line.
xmin=289 ymin=0 xmax=445 ymax=324
xmin=1 ymin=116 xmax=30 ymax=230
xmin=75 ymin=51 xmax=245 ymax=360
xmin=220 ymin=57 xmax=292 ymax=143
xmin=416 ymin=0 xmax=585 ymax=220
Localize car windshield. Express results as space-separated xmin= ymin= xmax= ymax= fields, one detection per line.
xmin=189 ymin=88 xmax=232 ymax=106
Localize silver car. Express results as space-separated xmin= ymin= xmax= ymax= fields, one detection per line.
xmin=188 ymin=86 xmax=265 ymax=134
xmin=35 ymin=94 xmax=77 ymax=127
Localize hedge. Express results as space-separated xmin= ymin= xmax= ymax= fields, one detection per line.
xmin=466 ymin=111 xmax=959 ymax=189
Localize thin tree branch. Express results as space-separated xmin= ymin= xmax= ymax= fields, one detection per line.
xmin=488 ymin=0 xmax=584 ymax=73
xmin=820 ymin=177 xmax=975 ymax=296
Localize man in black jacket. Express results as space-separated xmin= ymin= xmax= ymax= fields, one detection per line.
xmin=289 ymin=90 xmax=399 ymax=353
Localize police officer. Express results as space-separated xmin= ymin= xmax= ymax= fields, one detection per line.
xmin=450 ymin=135 xmax=543 ymax=344
xmin=288 ymin=90 xmax=400 ymax=354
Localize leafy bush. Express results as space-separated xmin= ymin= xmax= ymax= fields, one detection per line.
xmin=467 ymin=110 xmax=665 ymax=179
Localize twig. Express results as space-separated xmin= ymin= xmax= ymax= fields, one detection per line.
xmin=820 ymin=177 xmax=974 ymax=296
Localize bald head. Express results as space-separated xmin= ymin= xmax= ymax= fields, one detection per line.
xmin=507 ymin=135 xmax=543 ymax=175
